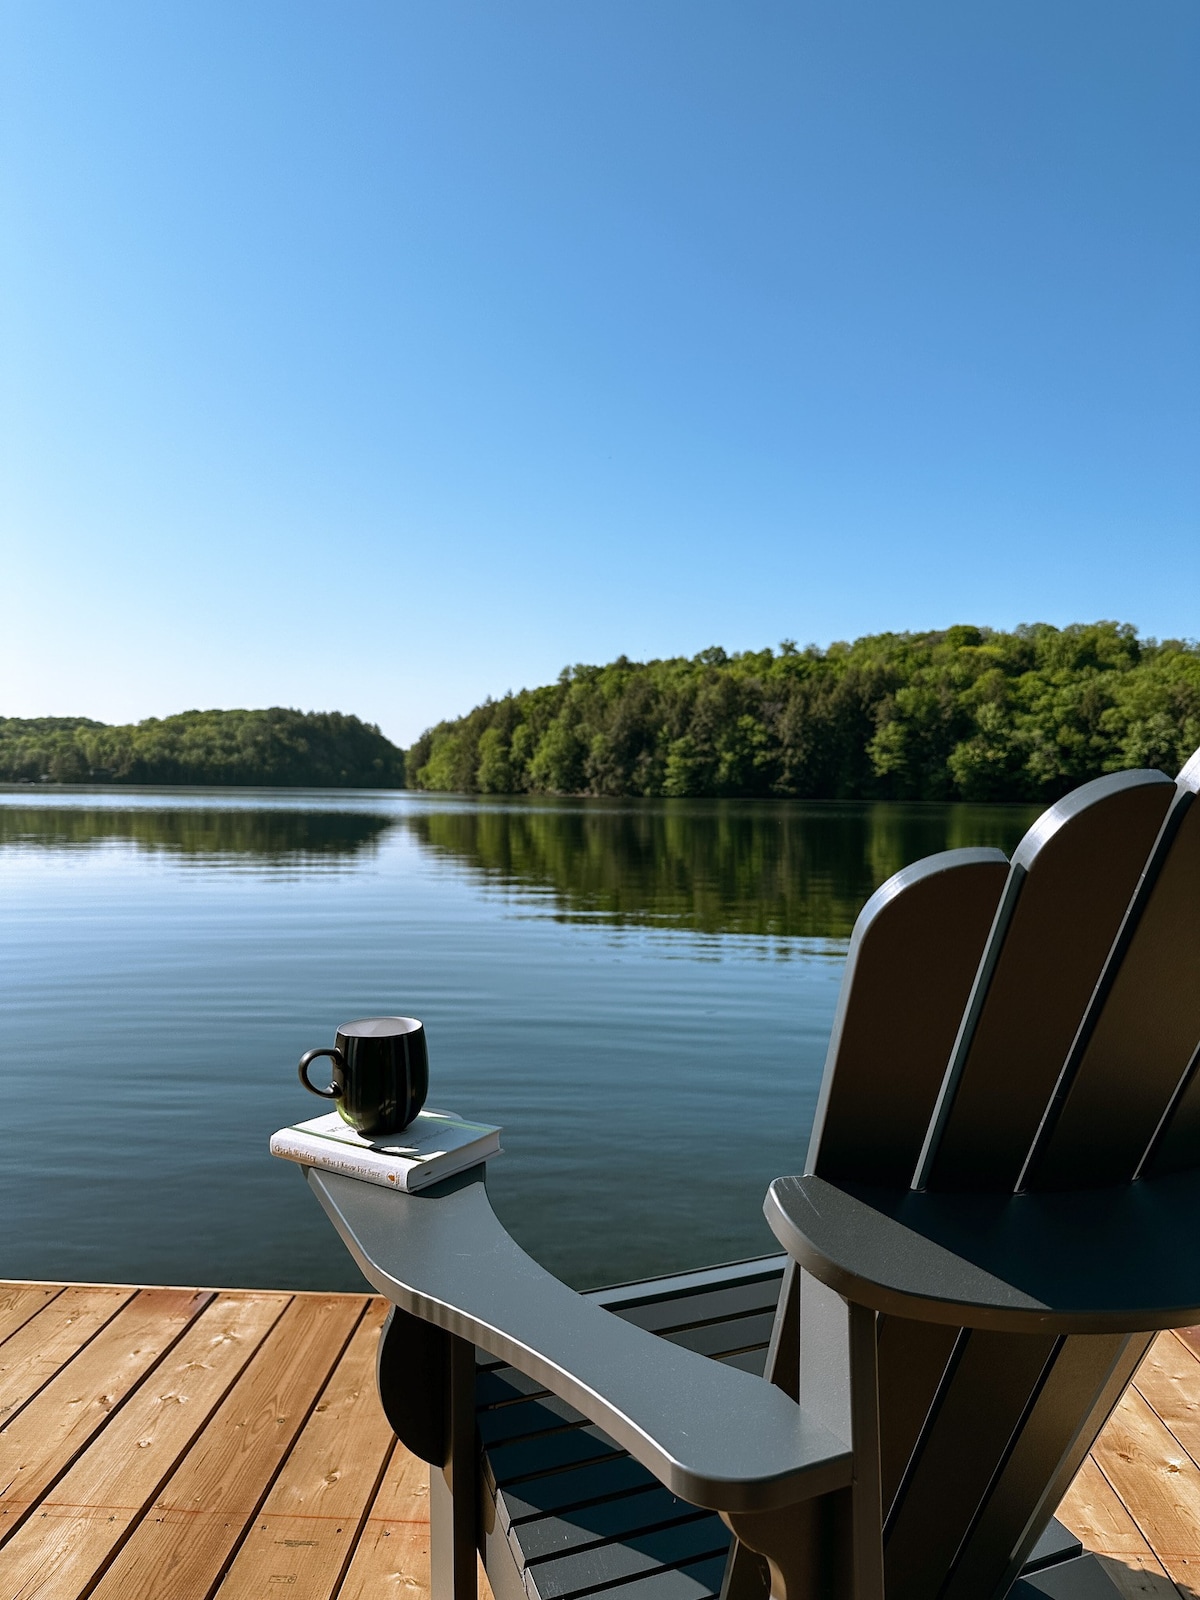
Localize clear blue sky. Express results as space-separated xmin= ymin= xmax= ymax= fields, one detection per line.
xmin=3 ymin=2 xmax=1196 ymax=747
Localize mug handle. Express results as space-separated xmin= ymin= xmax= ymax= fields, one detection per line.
xmin=298 ymin=1046 xmax=344 ymax=1100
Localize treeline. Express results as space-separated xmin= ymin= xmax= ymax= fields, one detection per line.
xmin=0 ymin=708 xmax=405 ymax=787
xmin=407 ymin=624 xmax=1200 ymax=802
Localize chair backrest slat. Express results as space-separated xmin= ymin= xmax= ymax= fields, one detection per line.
xmin=1022 ymin=759 xmax=1200 ymax=1190
xmin=805 ymin=849 xmax=1008 ymax=1187
xmin=1145 ymin=1039 xmax=1200 ymax=1178
xmin=913 ymin=771 xmax=1174 ymax=1193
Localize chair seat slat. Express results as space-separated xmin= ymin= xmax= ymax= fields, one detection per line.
xmin=497 ymin=1457 xmax=659 ymax=1528
xmin=657 ymin=1311 xmax=776 ymax=1360
xmin=488 ymin=1423 xmax=626 ymax=1489
xmin=515 ymin=1487 xmax=706 ymax=1562
xmin=480 ymin=1394 xmax=600 ymax=1449
xmin=522 ymin=1516 xmax=731 ymax=1600
xmin=613 ymin=1280 xmax=783 ymax=1335
xmin=592 ymin=1554 xmax=731 ymax=1600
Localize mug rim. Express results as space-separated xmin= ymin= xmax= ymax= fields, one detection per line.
xmin=338 ymin=1015 xmax=423 ymax=1039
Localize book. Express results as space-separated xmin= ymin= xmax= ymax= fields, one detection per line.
xmin=270 ymin=1107 xmax=501 ymax=1193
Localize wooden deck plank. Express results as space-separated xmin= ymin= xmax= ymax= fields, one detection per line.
xmin=335 ymin=1438 xmax=431 ymax=1600
xmin=0 ymin=1287 xmax=135 ymax=1427
xmin=1135 ymin=1333 xmax=1200 ymax=1469
xmin=213 ymin=1297 xmax=396 ymax=1600
xmin=0 ymin=1290 xmax=291 ymax=1600
xmin=0 ymin=1285 xmax=64 ymax=1349
xmin=0 ymin=1288 xmax=212 ymax=1538
xmin=1057 ymin=1455 xmax=1183 ymax=1600
xmin=1088 ymin=1384 xmax=1200 ymax=1594
xmin=84 ymin=1293 xmax=363 ymax=1600
xmin=3 ymin=1283 xmax=1200 ymax=1600
xmin=335 ymin=1443 xmax=496 ymax=1600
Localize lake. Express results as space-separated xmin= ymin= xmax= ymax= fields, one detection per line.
xmin=0 ymin=788 xmax=1038 ymax=1292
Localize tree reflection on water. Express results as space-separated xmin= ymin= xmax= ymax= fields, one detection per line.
xmin=0 ymin=805 xmax=395 ymax=869
xmin=1 ymin=794 xmax=1039 ymax=935
xmin=407 ymin=798 xmax=1037 ymax=940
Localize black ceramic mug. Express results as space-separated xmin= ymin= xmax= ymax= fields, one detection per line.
xmin=297 ymin=1016 xmax=429 ymax=1136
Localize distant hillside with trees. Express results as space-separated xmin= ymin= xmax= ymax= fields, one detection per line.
xmin=0 ymin=708 xmax=405 ymax=787
xmin=407 ymin=623 xmax=1200 ymax=803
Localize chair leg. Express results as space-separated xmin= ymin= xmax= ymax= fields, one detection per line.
xmin=720 ymin=1261 xmax=803 ymax=1600
xmin=846 ymin=1301 xmax=885 ymax=1600
xmin=724 ymin=1493 xmax=853 ymax=1600
xmin=797 ymin=1273 xmax=883 ymax=1600
xmin=720 ymin=1538 xmax=770 ymax=1600
xmin=430 ymin=1332 xmax=478 ymax=1600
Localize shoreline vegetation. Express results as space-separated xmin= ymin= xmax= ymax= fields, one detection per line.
xmin=4 ymin=624 xmax=1197 ymax=801
xmin=409 ymin=623 xmax=1200 ymax=803
xmin=0 ymin=707 xmax=404 ymax=788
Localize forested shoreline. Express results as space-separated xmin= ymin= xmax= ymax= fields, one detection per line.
xmin=0 ymin=708 xmax=405 ymax=787
xmin=7 ymin=624 xmax=1198 ymax=799
xmin=407 ymin=624 xmax=1200 ymax=802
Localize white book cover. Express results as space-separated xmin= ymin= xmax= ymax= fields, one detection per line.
xmin=270 ymin=1108 xmax=501 ymax=1193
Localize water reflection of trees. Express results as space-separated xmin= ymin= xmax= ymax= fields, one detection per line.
xmin=1 ymin=797 xmax=1041 ymax=934
xmin=0 ymin=807 xmax=395 ymax=864
xmin=406 ymin=801 xmax=1038 ymax=940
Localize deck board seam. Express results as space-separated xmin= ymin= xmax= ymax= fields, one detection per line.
xmin=328 ymin=1432 xmax=404 ymax=1600
xmin=33 ymin=1289 xmax=299 ymax=1600
xmin=198 ymin=1293 xmax=375 ymax=1600
xmin=1130 ymin=1381 xmax=1200 ymax=1479
xmin=1086 ymin=1427 xmax=1182 ymax=1588
xmin=0 ymin=1286 xmax=218 ymax=1550
xmin=1131 ymin=1331 xmax=1200 ymax=1479
xmin=4 ymin=1282 xmax=1198 ymax=1600
xmin=0 ymin=1287 xmax=139 ymax=1435
xmin=0 ymin=1284 xmax=67 ymax=1351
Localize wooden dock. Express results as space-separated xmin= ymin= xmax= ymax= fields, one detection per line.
xmin=1 ymin=1279 xmax=1198 ymax=1600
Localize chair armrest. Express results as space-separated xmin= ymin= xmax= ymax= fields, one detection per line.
xmin=306 ymin=1166 xmax=852 ymax=1514
xmin=766 ymin=1170 xmax=1200 ymax=1334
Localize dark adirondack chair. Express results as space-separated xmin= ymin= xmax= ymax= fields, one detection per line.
xmin=305 ymin=744 xmax=1200 ymax=1600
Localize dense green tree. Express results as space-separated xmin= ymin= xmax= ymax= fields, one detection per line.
xmin=409 ymin=623 xmax=1200 ymax=802
xmin=0 ymin=708 xmax=404 ymax=787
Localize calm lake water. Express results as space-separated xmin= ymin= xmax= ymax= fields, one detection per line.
xmin=0 ymin=788 xmax=1039 ymax=1292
